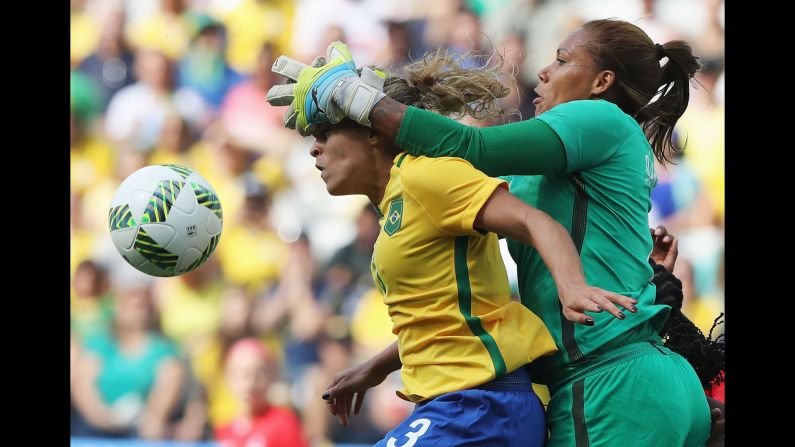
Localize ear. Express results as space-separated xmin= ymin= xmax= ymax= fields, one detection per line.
xmin=368 ymin=129 xmax=382 ymax=149
xmin=591 ymin=69 xmax=615 ymax=96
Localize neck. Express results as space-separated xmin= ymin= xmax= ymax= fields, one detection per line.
xmin=366 ymin=147 xmax=401 ymax=205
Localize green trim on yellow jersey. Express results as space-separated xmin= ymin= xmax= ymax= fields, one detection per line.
xmin=454 ymin=236 xmax=508 ymax=377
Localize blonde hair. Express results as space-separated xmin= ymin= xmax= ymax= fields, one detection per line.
xmin=379 ymin=49 xmax=511 ymax=122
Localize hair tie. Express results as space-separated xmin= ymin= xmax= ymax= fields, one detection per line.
xmin=655 ymin=43 xmax=666 ymax=61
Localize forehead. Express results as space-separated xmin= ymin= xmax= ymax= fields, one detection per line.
xmin=558 ymin=28 xmax=590 ymax=57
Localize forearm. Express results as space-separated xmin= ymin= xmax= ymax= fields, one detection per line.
xmin=364 ymin=341 xmax=401 ymax=378
xmin=143 ymin=359 xmax=184 ymax=424
xmin=389 ymin=106 xmax=566 ymax=176
xmin=522 ymin=208 xmax=587 ymax=292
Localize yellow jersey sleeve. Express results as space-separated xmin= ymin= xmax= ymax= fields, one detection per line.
xmin=401 ymin=156 xmax=507 ymax=236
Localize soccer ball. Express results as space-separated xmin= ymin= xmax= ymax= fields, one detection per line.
xmin=108 ymin=164 xmax=223 ymax=277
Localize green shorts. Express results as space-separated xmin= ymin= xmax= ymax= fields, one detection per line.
xmin=545 ymin=341 xmax=711 ymax=447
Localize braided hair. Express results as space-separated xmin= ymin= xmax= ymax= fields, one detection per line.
xmin=651 ymin=261 xmax=725 ymax=390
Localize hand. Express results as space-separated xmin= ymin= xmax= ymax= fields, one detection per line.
xmin=650 ymin=225 xmax=678 ymax=272
xmin=557 ymin=282 xmax=639 ymax=326
xmin=322 ymin=361 xmax=390 ymax=427
xmin=706 ymin=407 xmax=725 ymax=447
xmin=267 ymin=41 xmax=386 ymax=136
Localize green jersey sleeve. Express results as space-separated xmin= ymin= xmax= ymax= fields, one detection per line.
xmin=396 ymin=106 xmax=567 ymax=176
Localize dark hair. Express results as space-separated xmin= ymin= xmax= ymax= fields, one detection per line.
xmin=650 ymin=261 xmax=724 ymax=390
xmin=581 ymin=19 xmax=701 ymax=164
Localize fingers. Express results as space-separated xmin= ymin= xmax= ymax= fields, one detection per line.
xmin=266 ymin=83 xmax=295 ymax=106
xmin=326 ymin=41 xmax=353 ymax=64
xmin=661 ymin=237 xmax=679 ymax=271
xmin=271 ymin=55 xmax=307 ymax=81
xmin=598 ymin=290 xmax=638 ymax=314
xmin=284 ymin=103 xmax=297 ymax=129
xmin=562 ymin=308 xmax=595 ymax=326
xmin=338 ymin=394 xmax=354 ymax=426
xmin=562 ymin=289 xmax=640 ymax=325
xmin=353 ymin=390 xmax=367 ymax=415
xmin=310 ymin=56 xmax=327 ymax=68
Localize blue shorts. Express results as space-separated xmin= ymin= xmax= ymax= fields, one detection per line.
xmin=374 ymin=366 xmax=546 ymax=447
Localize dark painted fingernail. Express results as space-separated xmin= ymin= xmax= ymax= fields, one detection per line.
xmin=629 ymin=306 xmax=638 ymax=312
xmin=584 ymin=318 xmax=594 ymax=326
xmin=597 ymin=306 xmax=604 ymax=312
xmin=322 ymin=392 xmax=330 ymax=400
xmin=631 ymin=299 xmax=639 ymax=304
xmin=617 ymin=312 xmax=626 ymax=320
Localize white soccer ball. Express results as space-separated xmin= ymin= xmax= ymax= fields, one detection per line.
xmin=108 ymin=164 xmax=223 ymax=277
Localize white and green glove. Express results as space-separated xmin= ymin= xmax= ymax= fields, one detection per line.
xmin=266 ymin=41 xmax=386 ymax=136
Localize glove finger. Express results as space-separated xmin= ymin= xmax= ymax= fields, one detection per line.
xmin=360 ymin=66 xmax=386 ymax=90
xmin=310 ymin=56 xmax=327 ymax=68
xmin=272 ymin=55 xmax=308 ymax=81
xmin=326 ymin=41 xmax=355 ymax=69
xmin=284 ymin=103 xmax=298 ymax=129
xmin=266 ymin=83 xmax=295 ymax=106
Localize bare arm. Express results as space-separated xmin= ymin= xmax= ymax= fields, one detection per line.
xmin=71 ymin=352 xmax=124 ymax=432
xmin=322 ymin=341 xmax=400 ymax=426
xmin=138 ymin=358 xmax=185 ymax=440
xmin=474 ymin=187 xmax=638 ymax=324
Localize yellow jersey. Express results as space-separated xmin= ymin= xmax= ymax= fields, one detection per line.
xmin=371 ymin=153 xmax=557 ymax=402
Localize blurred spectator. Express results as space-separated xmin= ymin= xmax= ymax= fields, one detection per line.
xmin=299 ymin=331 xmax=388 ymax=445
xmin=149 ymin=113 xmax=195 ymax=166
xmin=220 ymin=42 xmax=300 ymax=157
xmin=673 ymin=258 xmax=724 ymax=337
xmin=71 ymin=0 xmax=101 ymax=65
xmin=216 ymin=175 xmax=289 ymax=295
xmin=316 ymin=204 xmax=380 ymax=319
xmin=71 ymin=260 xmax=113 ymax=340
xmin=72 ymin=283 xmax=185 ymax=439
xmin=374 ymin=20 xmax=418 ymax=68
xmin=71 ymin=69 xmax=104 ymax=123
xmin=154 ymin=261 xmax=224 ymax=357
xmin=70 ymin=108 xmax=115 ymax=195
xmin=446 ymin=6 xmax=489 ymax=69
xmin=207 ymin=0 xmax=295 ymax=74
xmin=105 ymin=48 xmax=210 ymax=151
xmin=178 ymin=16 xmax=244 ymax=110
xmin=252 ymin=235 xmax=326 ymax=380
xmin=215 ymin=338 xmax=309 ymax=447
xmin=289 ymin=0 xmax=387 ymax=65
xmin=127 ymin=0 xmax=193 ymax=61
xmin=77 ymin=7 xmax=135 ymax=107
xmin=192 ymin=286 xmax=258 ymax=427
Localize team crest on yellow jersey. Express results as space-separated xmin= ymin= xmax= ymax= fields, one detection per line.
xmin=384 ymin=198 xmax=403 ymax=236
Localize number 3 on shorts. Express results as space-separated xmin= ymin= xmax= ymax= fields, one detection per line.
xmin=387 ymin=418 xmax=432 ymax=447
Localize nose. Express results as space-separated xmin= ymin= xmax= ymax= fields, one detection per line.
xmin=310 ymin=143 xmax=321 ymax=158
xmin=538 ymin=64 xmax=551 ymax=83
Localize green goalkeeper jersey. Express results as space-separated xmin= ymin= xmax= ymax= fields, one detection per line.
xmin=396 ymin=99 xmax=671 ymax=383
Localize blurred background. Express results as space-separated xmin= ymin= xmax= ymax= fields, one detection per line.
xmin=70 ymin=0 xmax=724 ymax=445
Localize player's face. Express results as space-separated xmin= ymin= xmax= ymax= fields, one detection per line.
xmin=310 ymin=123 xmax=375 ymax=196
xmin=534 ymin=28 xmax=600 ymax=115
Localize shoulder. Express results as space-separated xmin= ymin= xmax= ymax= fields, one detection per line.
xmin=400 ymin=155 xmax=480 ymax=189
xmin=538 ymin=99 xmax=636 ymax=128
xmin=82 ymin=332 xmax=115 ymax=356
